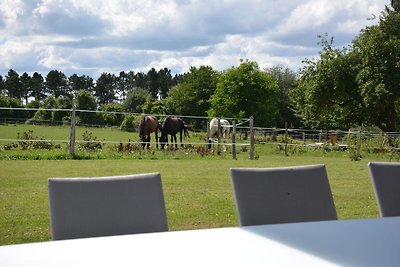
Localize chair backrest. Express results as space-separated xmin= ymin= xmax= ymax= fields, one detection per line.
xmin=48 ymin=173 xmax=168 ymax=240
xmin=368 ymin=162 xmax=400 ymax=217
xmin=230 ymin=164 xmax=337 ymax=226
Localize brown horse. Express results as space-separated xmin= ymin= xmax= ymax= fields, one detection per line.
xmin=139 ymin=115 xmax=160 ymax=149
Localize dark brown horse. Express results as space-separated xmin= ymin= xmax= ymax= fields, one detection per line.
xmin=139 ymin=115 xmax=161 ymax=149
xmin=159 ymin=116 xmax=189 ymax=149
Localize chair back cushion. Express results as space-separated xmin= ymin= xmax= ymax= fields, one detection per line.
xmin=49 ymin=173 xmax=168 ymax=240
xmin=230 ymin=165 xmax=337 ymax=226
xmin=369 ymin=162 xmax=400 ymax=217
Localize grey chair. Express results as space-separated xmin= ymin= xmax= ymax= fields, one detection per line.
xmin=230 ymin=164 xmax=337 ymax=226
xmin=368 ymin=162 xmax=400 ymax=217
xmin=48 ymin=173 xmax=168 ymax=240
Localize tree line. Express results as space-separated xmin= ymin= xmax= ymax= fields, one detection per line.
xmin=1 ymin=2 xmax=399 ymax=132
xmin=0 ymin=63 xmax=298 ymax=130
xmin=0 ymin=67 xmax=181 ymax=106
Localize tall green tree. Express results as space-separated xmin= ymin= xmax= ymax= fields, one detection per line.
xmin=20 ymin=72 xmax=31 ymax=104
xmin=296 ymin=6 xmax=400 ymax=131
xmin=0 ymin=75 xmax=4 ymax=95
xmin=116 ymin=71 xmax=130 ymax=102
xmin=123 ymin=87 xmax=151 ymax=113
xmin=69 ymin=74 xmax=94 ymax=94
xmin=265 ymin=65 xmax=300 ymax=127
xmin=146 ymin=68 xmax=160 ymax=99
xmin=5 ymin=69 xmax=22 ymax=101
xmin=46 ymin=70 xmax=70 ymax=97
xmin=208 ymin=60 xmax=279 ymax=127
xmin=167 ymin=66 xmax=218 ymax=121
xmin=352 ymin=9 xmax=400 ymax=131
xmin=95 ymin=73 xmax=116 ymax=106
xmin=158 ymin=68 xmax=174 ymax=99
xmin=389 ymin=0 xmax=400 ymax=13
xmin=30 ymin=72 xmax=46 ymax=101
xmin=134 ymin=72 xmax=147 ymax=89
xmin=294 ymin=35 xmax=362 ymax=129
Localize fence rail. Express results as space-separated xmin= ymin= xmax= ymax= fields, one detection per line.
xmin=0 ymin=107 xmax=255 ymax=159
xmin=2 ymin=107 xmax=400 ymax=158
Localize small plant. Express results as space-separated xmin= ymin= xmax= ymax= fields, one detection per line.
xmin=78 ymin=131 xmax=103 ymax=152
xmin=32 ymin=139 xmax=56 ymax=150
xmin=344 ymin=130 xmax=363 ymax=161
xmin=387 ymin=137 xmax=400 ymax=160
xmin=16 ymin=130 xmax=55 ymax=150
xmin=116 ymin=140 xmax=140 ymax=153
xmin=17 ymin=130 xmax=35 ymax=150
xmin=1 ymin=143 xmax=18 ymax=150
xmin=196 ymin=145 xmax=210 ymax=157
xmin=349 ymin=148 xmax=363 ymax=161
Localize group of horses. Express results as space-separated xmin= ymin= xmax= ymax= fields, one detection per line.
xmin=139 ymin=115 xmax=230 ymax=149
xmin=139 ymin=115 xmax=189 ymax=149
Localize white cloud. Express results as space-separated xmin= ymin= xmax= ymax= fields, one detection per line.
xmin=0 ymin=40 xmax=32 ymax=68
xmin=281 ymin=1 xmax=336 ymax=32
xmin=0 ymin=0 xmax=390 ymax=78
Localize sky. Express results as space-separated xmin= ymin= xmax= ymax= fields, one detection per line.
xmin=0 ymin=0 xmax=389 ymax=79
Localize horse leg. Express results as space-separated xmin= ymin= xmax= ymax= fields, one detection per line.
xmin=160 ymin=133 xmax=167 ymax=149
xmin=141 ymin=140 xmax=146 ymax=149
xmin=179 ymin=131 xmax=183 ymax=148
xmin=155 ymin=131 xmax=158 ymax=149
xmin=148 ymin=135 xmax=151 ymax=149
xmin=172 ymin=135 xmax=177 ymax=149
xmin=223 ymin=132 xmax=227 ymax=152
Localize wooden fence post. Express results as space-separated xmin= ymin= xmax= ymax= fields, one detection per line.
xmin=69 ymin=103 xmax=76 ymax=157
xmin=249 ymin=116 xmax=255 ymax=160
xmin=232 ymin=120 xmax=237 ymax=160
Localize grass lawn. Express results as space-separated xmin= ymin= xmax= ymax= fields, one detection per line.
xmin=0 ymin=123 xmax=396 ymax=246
xmin=0 ymin=153 xmax=387 ymax=246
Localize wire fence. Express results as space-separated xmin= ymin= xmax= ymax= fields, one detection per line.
xmin=0 ymin=107 xmax=255 ymax=159
xmin=1 ymin=107 xmax=400 ymax=157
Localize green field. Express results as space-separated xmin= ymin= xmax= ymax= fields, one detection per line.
xmin=0 ymin=124 xmax=396 ymax=246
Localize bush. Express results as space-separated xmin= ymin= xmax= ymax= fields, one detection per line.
xmin=78 ymin=131 xmax=103 ymax=152
xmin=17 ymin=130 xmax=55 ymax=150
xmin=28 ymin=109 xmax=51 ymax=125
xmin=120 ymin=115 xmax=139 ymax=132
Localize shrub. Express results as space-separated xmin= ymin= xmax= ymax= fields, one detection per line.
xmin=17 ymin=130 xmax=55 ymax=150
xmin=120 ymin=115 xmax=139 ymax=132
xmin=78 ymin=131 xmax=103 ymax=152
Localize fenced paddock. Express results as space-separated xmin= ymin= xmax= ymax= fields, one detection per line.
xmin=1 ymin=107 xmax=400 ymax=160
xmin=0 ymin=107 xmax=257 ymax=159
xmin=1 ymin=107 xmax=400 ymax=246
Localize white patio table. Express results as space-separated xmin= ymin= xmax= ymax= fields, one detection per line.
xmin=1 ymin=217 xmax=399 ymax=266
